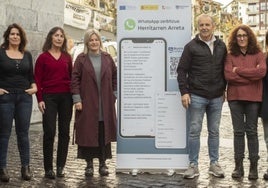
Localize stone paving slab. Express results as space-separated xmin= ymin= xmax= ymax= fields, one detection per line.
xmin=1 ymin=102 xmax=268 ymax=187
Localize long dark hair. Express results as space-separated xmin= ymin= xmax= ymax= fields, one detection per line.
xmin=0 ymin=23 xmax=27 ymax=52
xmin=42 ymin=27 xmax=68 ymax=52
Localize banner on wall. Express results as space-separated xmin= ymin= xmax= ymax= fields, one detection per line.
xmin=64 ymin=1 xmax=92 ymax=30
xmin=66 ymin=0 xmax=100 ymax=9
xmin=117 ymin=0 xmax=191 ymax=172
xmin=93 ymin=12 xmax=115 ymax=32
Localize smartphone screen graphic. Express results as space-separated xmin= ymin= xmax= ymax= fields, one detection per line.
xmin=119 ymin=38 xmax=166 ymax=137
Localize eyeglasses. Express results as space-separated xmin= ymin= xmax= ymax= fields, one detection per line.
xmin=236 ymin=34 xmax=248 ymax=39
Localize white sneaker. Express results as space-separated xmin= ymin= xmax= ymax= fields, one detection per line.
xmin=183 ymin=163 xmax=199 ymax=179
xmin=208 ymin=162 xmax=225 ymax=178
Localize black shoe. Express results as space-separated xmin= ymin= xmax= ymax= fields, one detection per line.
xmin=56 ymin=167 xmax=65 ymax=178
xmin=45 ymin=170 xmax=55 ymax=179
xmin=0 ymin=168 xmax=10 ymax=182
xmin=264 ymin=171 xmax=268 ymax=180
xmin=21 ymin=166 xmax=32 ymax=181
xmin=99 ymin=165 xmax=109 ymax=176
xmin=85 ymin=167 xmax=94 ymax=177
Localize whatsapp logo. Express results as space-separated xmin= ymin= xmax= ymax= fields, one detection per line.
xmin=124 ymin=19 xmax=136 ymax=30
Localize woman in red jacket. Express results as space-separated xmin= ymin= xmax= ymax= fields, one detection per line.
xmin=71 ymin=29 xmax=117 ymax=177
xmin=224 ymin=25 xmax=266 ymax=180
xmin=34 ymin=27 xmax=73 ymax=179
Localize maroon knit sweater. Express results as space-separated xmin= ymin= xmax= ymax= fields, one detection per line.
xmin=34 ymin=51 xmax=72 ymax=102
xmin=224 ymin=51 xmax=266 ymax=102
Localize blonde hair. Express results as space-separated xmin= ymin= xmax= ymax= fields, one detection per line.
xmin=83 ymin=29 xmax=103 ymax=54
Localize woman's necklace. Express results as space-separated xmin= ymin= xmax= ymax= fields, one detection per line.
xmin=5 ymin=49 xmax=23 ymax=69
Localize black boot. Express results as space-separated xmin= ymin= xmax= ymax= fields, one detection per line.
xmin=0 ymin=168 xmax=9 ymax=182
xmin=21 ymin=166 xmax=32 ymax=181
xmin=264 ymin=169 xmax=268 ymax=180
xmin=85 ymin=159 xmax=93 ymax=177
xmin=232 ymin=159 xmax=244 ymax=178
xmin=56 ymin=167 xmax=65 ymax=178
xmin=248 ymin=159 xmax=258 ymax=180
xmin=99 ymin=159 xmax=109 ymax=176
xmin=45 ymin=170 xmax=55 ymax=179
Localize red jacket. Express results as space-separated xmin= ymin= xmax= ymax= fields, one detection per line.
xmin=71 ymin=51 xmax=117 ymax=147
xmin=224 ymin=52 xmax=266 ymax=102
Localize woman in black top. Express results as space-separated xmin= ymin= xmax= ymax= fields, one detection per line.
xmin=0 ymin=23 xmax=37 ymax=182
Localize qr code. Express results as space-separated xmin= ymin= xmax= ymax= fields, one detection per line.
xmin=169 ymin=56 xmax=179 ymax=79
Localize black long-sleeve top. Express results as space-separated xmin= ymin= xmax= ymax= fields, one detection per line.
xmin=0 ymin=48 xmax=35 ymax=91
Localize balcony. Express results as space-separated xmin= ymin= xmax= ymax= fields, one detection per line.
xmin=247 ymin=0 xmax=260 ymax=3
xmin=247 ymin=9 xmax=259 ymax=14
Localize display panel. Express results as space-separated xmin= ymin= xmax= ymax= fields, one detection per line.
xmin=119 ymin=38 xmax=166 ymax=137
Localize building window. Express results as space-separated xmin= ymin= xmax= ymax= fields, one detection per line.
xmin=260 ymin=2 xmax=267 ymax=11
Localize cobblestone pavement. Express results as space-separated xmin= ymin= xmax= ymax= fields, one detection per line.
xmin=1 ymin=102 xmax=268 ymax=187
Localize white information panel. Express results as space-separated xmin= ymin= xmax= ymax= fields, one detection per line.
xmin=117 ymin=0 xmax=191 ymax=171
xmin=155 ymin=92 xmax=186 ymax=149
xmin=120 ymin=38 xmax=166 ymax=137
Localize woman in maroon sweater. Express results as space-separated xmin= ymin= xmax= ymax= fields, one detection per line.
xmin=34 ymin=27 xmax=73 ymax=179
xmin=224 ymin=25 xmax=266 ymax=180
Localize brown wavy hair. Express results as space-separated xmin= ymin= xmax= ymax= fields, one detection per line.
xmin=228 ymin=24 xmax=261 ymax=56
xmin=0 ymin=23 xmax=27 ymax=52
xmin=42 ymin=27 xmax=68 ymax=53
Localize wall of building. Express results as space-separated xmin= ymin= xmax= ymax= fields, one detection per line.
xmin=0 ymin=0 xmax=65 ymax=123
xmin=0 ymin=0 xmax=65 ymax=61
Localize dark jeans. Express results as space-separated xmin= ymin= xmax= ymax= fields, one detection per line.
xmin=42 ymin=93 xmax=73 ymax=171
xmin=0 ymin=93 xmax=32 ymax=168
xmin=228 ymin=100 xmax=260 ymax=160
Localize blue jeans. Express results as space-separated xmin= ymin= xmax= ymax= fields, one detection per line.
xmin=0 ymin=93 xmax=32 ymax=168
xmin=187 ymin=94 xmax=223 ymax=165
xmin=229 ymin=101 xmax=260 ymax=160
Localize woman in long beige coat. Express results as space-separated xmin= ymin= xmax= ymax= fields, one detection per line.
xmin=71 ymin=29 xmax=117 ymax=177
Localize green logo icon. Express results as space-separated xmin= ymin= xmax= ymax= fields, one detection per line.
xmin=124 ymin=19 xmax=136 ymax=30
